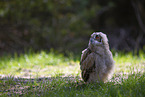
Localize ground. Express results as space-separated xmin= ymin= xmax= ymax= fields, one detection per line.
xmin=0 ymin=51 xmax=145 ymax=96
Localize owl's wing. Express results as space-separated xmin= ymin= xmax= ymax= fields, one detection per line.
xmin=80 ymin=48 xmax=91 ymax=65
xmin=80 ymin=48 xmax=95 ymax=82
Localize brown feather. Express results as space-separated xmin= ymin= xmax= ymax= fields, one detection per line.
xmin=82 ymin=62 xmax=95 ymax=82
xmin=80 ymin=48 xmax=91 ymax=65
xmin=80 ymin=49 xmax=95 ymax=82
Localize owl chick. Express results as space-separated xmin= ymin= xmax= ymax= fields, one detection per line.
xmin=80 ymin=32 xmax=114 ymax=83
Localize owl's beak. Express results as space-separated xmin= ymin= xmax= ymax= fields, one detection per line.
xmin=90 ymin=38 xmax=94 ymax=43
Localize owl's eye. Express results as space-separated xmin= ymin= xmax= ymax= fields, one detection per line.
xmin=95 ymin=35 xmax=99 ymax=39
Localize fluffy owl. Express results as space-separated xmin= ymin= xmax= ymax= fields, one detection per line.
xmin=80 ymin=32 xmax=114 ymax=83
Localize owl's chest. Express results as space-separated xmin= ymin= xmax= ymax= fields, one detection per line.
xmin=94 ymin=53 xmax=105 ymax=62
xmin=92 ymin=52 xmax=107 ymax=69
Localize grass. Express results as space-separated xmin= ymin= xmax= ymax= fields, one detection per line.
xmin=0 ymin=50 xmax=145 ymax=97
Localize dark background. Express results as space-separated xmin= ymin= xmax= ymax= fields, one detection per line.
xmin=0 ymin=0 xmax=145 ymax=55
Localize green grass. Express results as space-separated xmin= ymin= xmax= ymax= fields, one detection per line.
xmin=0 ymin=50 xmax=145 ymax=97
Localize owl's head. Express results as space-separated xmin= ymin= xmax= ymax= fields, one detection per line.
xmin=89 ymin=32 xmax=108 ymax=46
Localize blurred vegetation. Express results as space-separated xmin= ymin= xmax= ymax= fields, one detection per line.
xmin=0 ymin=0 xmax=145 ymax=55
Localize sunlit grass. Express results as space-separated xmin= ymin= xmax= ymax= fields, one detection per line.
xmin=0 ymin=50 xmax=145 ymax=96
xmin=113 ymin=51 xmax=145 ymax=74
xmin=0 ymin=50 xmax=144 ymax=77
xmin=0 ymin=50 xmax=80 ymax=77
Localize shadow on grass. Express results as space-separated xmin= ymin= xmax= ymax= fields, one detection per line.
xmin=0 ymin=72 xmax=145 ymax=96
